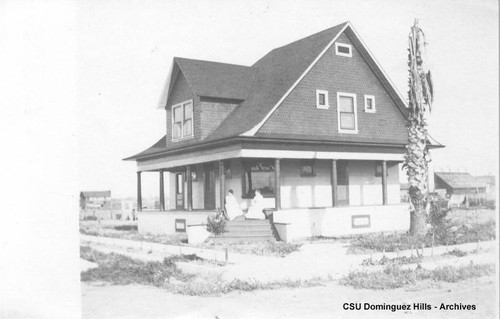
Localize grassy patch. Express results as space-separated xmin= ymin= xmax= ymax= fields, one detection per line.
xmin=347 ymin=219 xmax=496 ymax=254
xmin=340 ymin=263 xmax=495 ymax=290
xmin=80 ymin=246 xmax=192 ymax=286
xmin=80 ymin=223 xmax=187 ymax=245
xmin=172 ymin=277 xmax=323 ymax=296
xmin=81 ymin=246 xmax=320 ymax=295
xmin=205 ymin=241 xmax=302 ymax=258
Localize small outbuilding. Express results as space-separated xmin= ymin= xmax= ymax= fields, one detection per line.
xmin=80 ymin=191 xmax=112 ymax=210
xmin=433 ymin=172 xmax=487 ymax=207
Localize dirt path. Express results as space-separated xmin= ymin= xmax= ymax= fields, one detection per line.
xmin=82 ymin=276 xmax=497 ymax=319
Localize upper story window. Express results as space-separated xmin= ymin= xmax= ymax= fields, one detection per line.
xmin=337 ymin=92 xmax=358 ymax=133
xmin=364 ymin=95 xmax=376 ymax=113
xmin=316 ymin=89 xmax=329 ymax=109
xmin=335 ymin=43 xmax=352 ymax=57
xmin=172 ymin=100 xmax=193 ymax=140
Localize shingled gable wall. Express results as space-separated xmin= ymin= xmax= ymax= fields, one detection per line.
xmin=256 ymin=32 xmax=408 ymax=143
xmin=165 ymin=71 xmax=201 ymax=148
xmin=165 ymin=71 xmax=241 ymax=146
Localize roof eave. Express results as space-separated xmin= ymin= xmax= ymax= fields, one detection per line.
xmin=126 ymin=135 xmax=409 ymax=162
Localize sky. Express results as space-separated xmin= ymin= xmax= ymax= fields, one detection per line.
xmin=77 ymin=0 xmax=499 ymax=198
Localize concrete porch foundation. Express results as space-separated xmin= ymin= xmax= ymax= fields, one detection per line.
xmin=138 ymin=210 xmax=213 ymax=235
xmin=273 ymin=204 xmax=409 ymax=242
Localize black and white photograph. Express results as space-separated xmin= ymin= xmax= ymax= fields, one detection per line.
xmin=1 ymin=0 xmax=498 ymax=318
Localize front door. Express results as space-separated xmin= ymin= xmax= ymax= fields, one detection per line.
xmin=204 ymin=164 xmax=216 ymax=210
xmin=337 ymin=161 xmax=349 ymax=206
xmin=175 ymin=172 xmax=184 ymax=209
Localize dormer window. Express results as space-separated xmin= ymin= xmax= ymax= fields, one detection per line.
xmin=364 ymin=95 xmax=376 ymax=113
xmin=172 ymin=99 xmax=193 ymax=140
xmin=335 ymin=43 xmax=352 ymax=57
xmin=316 ymin=90 xmax=329 ymax=109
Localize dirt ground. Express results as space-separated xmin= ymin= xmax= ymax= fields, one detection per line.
xmin=81 ymin=276 xmax=497 ymax=319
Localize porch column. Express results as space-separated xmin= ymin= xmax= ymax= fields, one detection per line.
xmin=137 ymin=171 xmax=142 ymax=212
xmin=382 ymin=160 xmax=388 ymax=205
xmin=331 ymin=159 xmax=338 ymax=207
xmin=219 ymin=161 xmax=225 ymax=210
xmin=186 ymin=166 xmax=193 ymax=211
xmin=159 ymin=170 xmax=165 ymax=211
xmin=274 ymin=158 xmax=281 ymax=210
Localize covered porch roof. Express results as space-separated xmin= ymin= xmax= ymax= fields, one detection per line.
xmin=127 ymin=137 xmax=414 ymax=172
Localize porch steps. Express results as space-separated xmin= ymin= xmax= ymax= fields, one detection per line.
xmin=210 ymin=218 xmax=277 ymax=243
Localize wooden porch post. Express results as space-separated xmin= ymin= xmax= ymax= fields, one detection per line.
xmin=137 ymin=171 xmax=142 ymax=212
xmin=331 ymin=159 xmax=338 ymax=207
xmin=382 ymin=160 xmax=388 ymax=205
xmin=186 ymin=166 xmax=192 ymax=211
xmin=219 ymin=161 xmax=225 ymax=210
xmin=159 ymin=170 xmax=165 ymax=211
xmin=274 ymin=158 xmax=281 ymax=210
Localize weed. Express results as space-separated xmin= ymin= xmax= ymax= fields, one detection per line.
xmin=361 ymin=255 xmax=422 ymax=266
xmin=442 ymin=249 xmax=467 ymax=257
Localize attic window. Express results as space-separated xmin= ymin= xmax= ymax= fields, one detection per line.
xmin=335 ymin=43 xmax=352 ymax=57
xmin=316 ymin=90 xmax=329 ymax=109
xmin=364 ymin=95 xmax=376 ymax=113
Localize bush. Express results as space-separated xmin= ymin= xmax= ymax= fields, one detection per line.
xmin=206 ymin=209 xmax=226 ymax=237
xmin=427 ymin=194 xmax=452 ymax=244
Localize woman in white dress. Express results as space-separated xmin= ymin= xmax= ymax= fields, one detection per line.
xmin=225 ymin=189 xmax=243 ymax=220
xmin=245 ymin=189 xmax=266 ymax=220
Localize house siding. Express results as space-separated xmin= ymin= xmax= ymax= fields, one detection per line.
xmin=257 ymin=32 xmax=407 ymax=143
xmin=165 ymin=71 xmax=201 ymax=148
xmin=170 ymin=159 xmax=400 ymax=211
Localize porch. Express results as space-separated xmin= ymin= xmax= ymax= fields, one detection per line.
xmin=135 ymin=154 xmax=407 ymax=239
xmin=136 ymin=157 xmax=400 ymax=212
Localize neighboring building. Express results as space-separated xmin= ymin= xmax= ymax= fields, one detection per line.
xmin=125 ymin=22 xmax=443 ymax=241
xmin=80 ymin=191 xmax=111 ymax=210
xmin=474 ymin=175 xmax=496 ymax=201
xmin=434 ymin=172 xmax=487 ymax=207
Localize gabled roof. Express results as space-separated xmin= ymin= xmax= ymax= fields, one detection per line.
xmin=128 ymin=22 xmax=433 ymax=161
xmin=173 ymin=57 xmax=256 ymax=101
xmin=207 ymin=21 xmax=410 ymax=140
xmin=206 ymin=22 xmax=350 ymax=140
xmin=434 ymin=172 xmax=487 ymax=189
xmin=81 ymin=191 xmax=111 ymax=198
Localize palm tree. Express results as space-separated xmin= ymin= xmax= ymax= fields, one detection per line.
xmin=404 ymin=19 xmax=434 ymax=237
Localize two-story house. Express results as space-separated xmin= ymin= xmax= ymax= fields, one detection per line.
xmin=124 ymin=21 xmax=442 ymax=241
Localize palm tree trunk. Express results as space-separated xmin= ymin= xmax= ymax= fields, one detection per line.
xmin=409 ymin=204 xmax=427 ymax=236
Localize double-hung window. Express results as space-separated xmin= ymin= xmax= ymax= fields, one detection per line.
xmin=337 ymin=92 xmax=358 ymax=133
xmin=172 ymin=100 xmax=193 ymax=140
